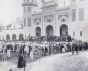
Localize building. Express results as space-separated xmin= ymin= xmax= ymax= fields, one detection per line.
xmin=0 ymin=0 xmax=88 ymax=41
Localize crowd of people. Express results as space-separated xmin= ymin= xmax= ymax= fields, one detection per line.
xmin=0 ymin=40 xmax=88 ymax=60
xmin=0 ymin=40 xmax=88 ymax=70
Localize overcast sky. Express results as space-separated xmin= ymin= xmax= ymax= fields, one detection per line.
xmin=0 ymin=0 xmax=70 ymax=26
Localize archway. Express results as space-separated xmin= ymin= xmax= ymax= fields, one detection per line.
xmin=60 ymin=24 xmax=68 ymax=36
xmin=19 ymin=34 xmax=24 ymax=41
xmin=46 ymin=25 xmax=54 ymax=37
xmin=35 ymin=27 xmax=41 ymax=37
xmin=6 ymin=34 xmax=10 ymax=40
xmin=12 ymin=34 xmax=16 ymax=41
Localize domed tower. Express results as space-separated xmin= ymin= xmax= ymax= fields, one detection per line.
xmin=22 ymin=0 xmax=38 ymax=27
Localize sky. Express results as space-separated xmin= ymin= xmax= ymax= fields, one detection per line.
xmin=0 ymin=0 xmax=70 ymax=26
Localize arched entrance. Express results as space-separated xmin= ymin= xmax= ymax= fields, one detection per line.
xmin=12 ymin=34 xmax=16 ymax=41
xmin=60 ymin=24 xmax=68 ymax=36
xmin=19 ymin=33 xmax=24 ymax=41
xmin=46 ymin=25 xmax=54 ymax=37
xmin=35 ymin=27 xmax=41 ymax=37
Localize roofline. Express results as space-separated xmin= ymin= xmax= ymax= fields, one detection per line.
xmin=56 ymin=6 xmax=70 ymax=12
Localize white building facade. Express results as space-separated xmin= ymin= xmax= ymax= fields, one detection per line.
xmin=0 ymin=0 xmax=88 ymax=41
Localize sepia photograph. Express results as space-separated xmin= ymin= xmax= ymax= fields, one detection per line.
xmin=0 ymin=0 xmax=88 ymax=71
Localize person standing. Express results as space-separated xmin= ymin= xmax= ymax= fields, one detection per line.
xmin=24 ymin=44 xmax=29 ymax=57
xmin=23 ymin=52 xmax=27 ymax=71
xmin=17 ymin=53 xmax=26 ymax=71
xmin=7 ymin=49 xmax=11 ymax=58
xmin=1 ymin=46 xmax=5 ymax=61
xmin=75 ymin=43 xmax=79 ymax=54
xmin=72 ymin=43 xmax=75 ymax=55
xmin=28 ymin=45 xmax=32 ymax=57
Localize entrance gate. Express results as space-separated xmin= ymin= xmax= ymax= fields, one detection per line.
xmin=46 ymin=25 xmax=54 ymax=37
xmin=60 ymin=24 xmax=68 ymax=36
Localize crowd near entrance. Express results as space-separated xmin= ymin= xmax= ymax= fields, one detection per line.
xmin=1 ymin=24 xmax=88 ymax=71
xmin=36 ymin=27 xmax=41 ymax=37
xmin=0 ymin=39 xmax=88 ymax=68
xmin=6 ymin=34 xmax=10 ymax=41
xmin=12 ymin=34 xmax=16 ymax=41
xmin=60 ymin=24 xmax=68 ymax=41
xmin=60 ymin=24 xmax=68 ymax=36
xmin=46 ymin=25 xmax=54 ymax=37
xmin=19 ymin=34 xmax=24 ymax=41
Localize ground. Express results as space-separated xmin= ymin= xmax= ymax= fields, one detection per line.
xmin=1 ymin=51 xmax=88 ymax=71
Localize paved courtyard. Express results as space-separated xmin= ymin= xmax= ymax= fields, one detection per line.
xmin=1 ymin=51 xmax=88 ymax=71
xmin=28 ymin=51 xmax=88 ymax=71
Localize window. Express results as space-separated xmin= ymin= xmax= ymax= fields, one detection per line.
xmin=19 ymin=34 xmax=24 ymax=40
xmin=24 ymin=18 xmax=26 ymax=27
xmin=6 ymin=34 xmax=10 ymax=40
xmin=28 ymin=18 xmax=31 ymax=27
xmin=80 ymin=31 xmax=82 ymax=36
xmin=79 ymin=8 xmax=84 ymax=21
xmin=72 ymin=9 xmax=76 ymax=21
xmin=36 ymin=22 xmax=39 ymax=25
xmin=47 ymin=19 xmax=52 ymax=22
xmin=34 ymin=19 xmax=37 ymax=23
xmin=73 ymin=32 xmax=75 ymax=36
xmin=12 ymin=34 xmax=16 ymax=41
xmin=61 ymin=18 xmax=66 ymax=22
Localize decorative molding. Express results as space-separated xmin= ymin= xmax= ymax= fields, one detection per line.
xmin=44 ymin=15 xmax=54 ymax=23
xmin=34 ymin=18 xmax=41 ymax=25
xmin=58 ymin=15 xmax=62 ymax=20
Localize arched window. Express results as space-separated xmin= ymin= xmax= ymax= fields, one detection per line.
xmin=61 ymin=18 xmax=66 ymax=22
xmin=12 ymin=34 xmax=16 ymax=41
xmin=19 ymin=34 xmax=24 ymax=41
xmin=6 ymin=34 xmax=10 ymax=40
